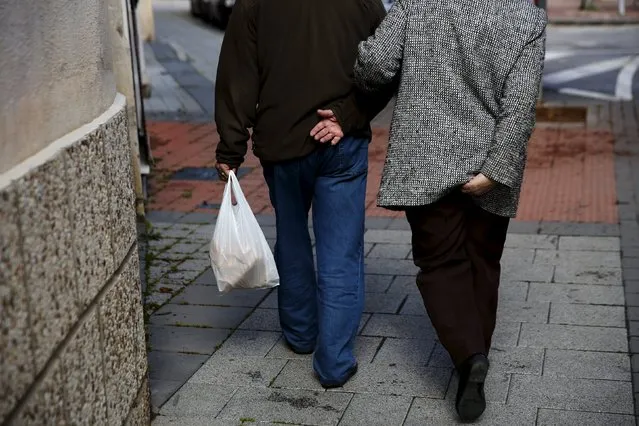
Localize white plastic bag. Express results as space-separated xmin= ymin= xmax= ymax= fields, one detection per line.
xmin=209 ymin=171 xmax=279 ymax=293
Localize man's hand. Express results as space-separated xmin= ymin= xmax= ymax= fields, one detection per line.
xmin=215 ymin=163 xmax=237 ymax=182
xmin=461 ymin=173 xmax=496 ymax=196
xmin=310 ymin=109 xmax=344 ymax=145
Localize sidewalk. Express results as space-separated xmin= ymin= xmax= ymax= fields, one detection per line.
xmin=547 ymin=0 xmax=639 ymax=24
xmin=139 ymin=100 xmax=639 ymax=425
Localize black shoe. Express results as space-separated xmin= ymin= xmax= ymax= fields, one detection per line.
xmin=456 ymin=354 xmax=489 ymax=423
xmin=320 ymin=363 xmax=358 ymax=389
xmin=284 ymin=338 xmax=314 ymax=355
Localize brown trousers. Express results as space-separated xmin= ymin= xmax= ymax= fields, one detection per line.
xmin=406 ymin=191 xmax=509 ymax=367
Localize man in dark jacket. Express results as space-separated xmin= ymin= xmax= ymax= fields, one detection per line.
xmin=214 ymin=0 xmax=387 ymax=388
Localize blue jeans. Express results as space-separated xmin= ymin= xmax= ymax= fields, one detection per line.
xmin=262 ymin=136 xmax=368 ymax=385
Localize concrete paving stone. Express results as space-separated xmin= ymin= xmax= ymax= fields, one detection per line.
xmin=537 ymin=409 xmax=635 ymax=426
xmin=445 ymin=372 xmax=510 ymax=404
xmin=358 ymin=314 xmax=371 ymax=334
xmin=214 ymin=330 xmax=280 ymax=358
xmin=255 ymin=215 xmax=277 ymax=226
xmin=528 ymin=283 xmax=624 ymax=305
xmin=386 ymin=218 xmax=411 ymax=230
xmin=149 ymin=238 xmax=179 ymax=251
xmin=508 ymin=375 xmax=634 ymax=414
xmin=367 ymin=243 xmax=412 ymax=259
xmin=501 ymin=263 xmax=554 ymax=283
xmin=192 ymin=268 xmax=216 ymax=285
xmin=492 ymin=322 xmax=522 ymax=348
xmin=147 ymin=211 xmax=186 ymax=223
xmin=150 ymin=380 xmax=183 ymax=412
xmin=399 ymin=294 xmax=426 ymax=315
xmin=217 ymin=387 xmax=352 ymax=425
xmin=148 ymin=325 xmax=231 ymax=355
xmin=508 ymin=220 xmax=541 ymax=234
xmin=364 ymin=229 xmax=412 ymax=244
xmin=404 ymin=399 xmax=536 ymax=426
xmin=175 ymin=259 xmax=210 ymax=271
xmin=361 ymin=313 xmax=436 ymax=340
xmin=148 ymin=266 xmax=168 ymax=283
xmin=266 ymin=336 xmax=313 ymax=360
xmin=549 ymin=304 xmax=626 ymax=327
xmin=148 ymin=351 xmax=209 ymax=382
xmin=270 ymin=359 xmax=330 ymax=391
xmin=624 ymin=268 xmax=639 ymax=281
xmin=145 ymin=291 xmax=175 ymax=308
xmin=534 ymin=249 xmax=621 ymax=268
xmin=539 ymin=222 xmax=620 ymax=237
xmin=152 ymin=416 xmax=236 ymax=426
xmin=487 ymin=346 xmax=544 ymax=375
xmin=336 ymin=361 xmax=451 ymax=398
xmin=177 ymin=212 xmax=217 ymax=225
xmin=519 ymin=324 xmax=628 ymax=352
xmin=374 ymin=337 xmax=436 ymax=365
xmin=190 ymin=356 xmax=287 ymax=387
xmin=239 ymin=308 xmax=281 ymax=332
xmin=558 ymin=236 xmax=620 ymax=252
xmin=499 ymin=281 xmax=529 ymax=302
xmin=622 ymin=257 xmax=639 ymax=269
xmin=630 ymin=321 xmax=639 ymax=337
xmin=364 ymin=292 xmax=406 ymax=314
xmin=502 ymin=248 xmax=536 ymax=264
xmin=159 ymin=227 xmax=196 ymax=239
xmin=159 ymin=383 xmax=237 ymax=417
xmin=428 ymin=342 xmax=454 ymax=368
xmin=363 ymin=243 xmax=374 ymax=256
xmin=629 ymin=337 xmax=639 ymax=353
xmin=150 ymin=304 xmax=252 ymax=329
xmin=365 ymin=217 xmax=394 ymax=229
xmin=386 ymin=275 xmax=420 ymax=294
xmin=259 ymin=289 xmax=278 ymax=308
xmin=172 ymin=285 xmax=269 ymax=307
xmin=188 ymin=251 xmax=210 ymax=261
xmin=365 ymin=258 xmax=418 ymax=276
xmin=554 ymin=266 xmax=622 ymax=286
xmin=497 ymin=300 xmax=550 ymax=324
xmin=630 ymin=354 xmax=639 ymax=371
xmin=544 ymin=349 xmax=631 ymax=381
xmin=628 ymin=306 xmax=639 ymax=321
xmin=167 ymin=242 xmax=206 ymax=254
xmin=155 ymin=250 xmax=197 ymax=261
xmin=504 ymin=234 xmax=558 ymax=249
xmin=163 ymin=269 xmax=206 ymax=284
xmin=339 ymin=394 xmax=412 ymax=426
xmin=365 ymin=274 xmax=394 ymax=293
xmin=625 ymin=280 xmax=639 ymax=294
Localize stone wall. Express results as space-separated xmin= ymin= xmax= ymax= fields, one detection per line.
xmin=0 ymin=95 xmax=150 ymax=425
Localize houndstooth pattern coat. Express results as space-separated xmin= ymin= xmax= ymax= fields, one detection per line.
xmin=354 ymin=0 xmax=547 ymax=217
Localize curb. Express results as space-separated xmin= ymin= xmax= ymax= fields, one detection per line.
xmin=549 ymin=17 xmax=639 ymax=25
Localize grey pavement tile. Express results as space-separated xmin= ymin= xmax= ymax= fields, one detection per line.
xmin=177 ymin=212 xmax=217 ymax=225
xmin=150 ymin=304 xmax=253 ymax=329
xmin=502 ymin=248 xmax=536 ymax=264
xmin=363 ymin=243 xmax=374 ymax=256
xmin=267 ymin=336 xmax=313 ymax=360
xmin=539 ymin=222 xmax=620 ymax=237
xmin=537 ymin=409 xmax=635 ymax=426
xmin=214 ymin=330 xmax=281 ymax=358
xmin=365 ymin=258 xmax=418 ymax=276
xmin=445 ymin=372 xmax=510 ymax=404
xmin=629 ymin=321 xmax=639 ymax=337
xmin=501 ymin=263 xmax=554 ymax=283
xmin=239 ymin=308 xmax=281 ymax=332
xmin=399 ymin=294 xmax=426 ymax=316
xmin=508 ymin=375 xmax=634 ymax=414
xmin=155 ymin=250 xmax=197 ymax=261
xmin=152 ymin=416 xmax=236 ymax=426
xmin=558 ymin=236 xmax=620 ymax=252
xmin=504 ymin=234 xmax=558 ymax=249
xmin=519 ymin=323 xmax=628 ymax=352
xmin=404 ymin=399 xmax=536 ymax=426
xmin=217 ymin=388 xmax=352 ymax=425
xmin=145 ymin=291 xmax=176 ymax=308
xmin=527 ymin=283 xmax=624 ymax=305
xmin=364 ymin=292 xmax=406 ymax=314
xmin=364 ymin=274 xmax=394 ymax=293
xmin=428 ymin=342 xmax=454 ymax=368
xmin=549 ymin=304 xmax=626 ymax=327
xmin=554 ymin=266 xmax=622 ymax=286
xmin=189 ymin=356 xmax=287 ymax=387
xmin=148 ymin=325 xmax=231 ymax=355
xmin=150 ymin=380 xmax=183 ymax=412
xmin=158 ymin=227 xmax=197 ymax=239
xmin=149 ymin=238 xmax=180 ymax=251
xmin=175 ymin=259 xmax=210 ymax=271
xmin=159 ymin=383 xmax=236 ymax=417
xmin=259 ymin=289 xmax=278 ymax=308
xmin=365 ymin=217 xmax=394 ymax=229
xmin=147 ymin=211 xmax=186 ymax=223
xmin=497 ymin=301 xmax=550 ymax=324
xmin=364 ymin=229 xmax=412 ymax=244
xmin=387 ymin=275 xmax=419 ymax=294
xmin=492 ymin=322 xmax=522 ymax=348
xmin=163 ymin=269 xmax=206 ymax=284
xmin=148 ymin=351 xmax=209 ymax=382
xmin=367 ymin=243 xmax=412 ymax=259
xmin=270 ymin=360 xmax=324 ymax=391
xmin=337 ymin=362 xmax=451 ymax=398
xmin=192 ymin=268 xmax=216 ymax=285
xmin=172 ymin=285 xmax=270 ymax=307
xmin=629 ymin=306 xmax=639 ymax=321
xmin=499 ymin=281 xmax=529 ymax=302
xmin=543 ymin=350 xmax=631 ymax=381
xmin=339 ymin=394 xmax=412 ymax=426
xmin=534 ymin=249 xmax=621 ymax=268
xmin=508 ymin=220 xmax=541 ymax=234
xmin=361 ymin=313 xmax=436 ymax=340
xmin=374 ymin=337 xmax=436 ymax=365
xmin=488 ymin=346 xmax=544 ymax=375
xmin=167 ymin=242 xmax=207 ymax=254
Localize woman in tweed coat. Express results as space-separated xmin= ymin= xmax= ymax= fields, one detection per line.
xmin=353 ymin=0 xmax=546 ymax=422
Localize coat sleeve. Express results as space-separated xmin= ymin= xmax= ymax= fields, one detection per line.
xmin=214 ymin=0 xmax=259 ymax=169
xmin=480 ymin=11 xmax=547 ymax=188
xmin=354 ymin=0 xmax=408 ymax=93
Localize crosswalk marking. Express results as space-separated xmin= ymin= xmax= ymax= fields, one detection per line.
xmin=615 ymin=56 xmax=639 ymax=101
xmin=543 ymin=56 xmax=633 ymax=85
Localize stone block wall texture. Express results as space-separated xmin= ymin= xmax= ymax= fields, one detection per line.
xmin=0 ymin=96 xmax=150 ymax=425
